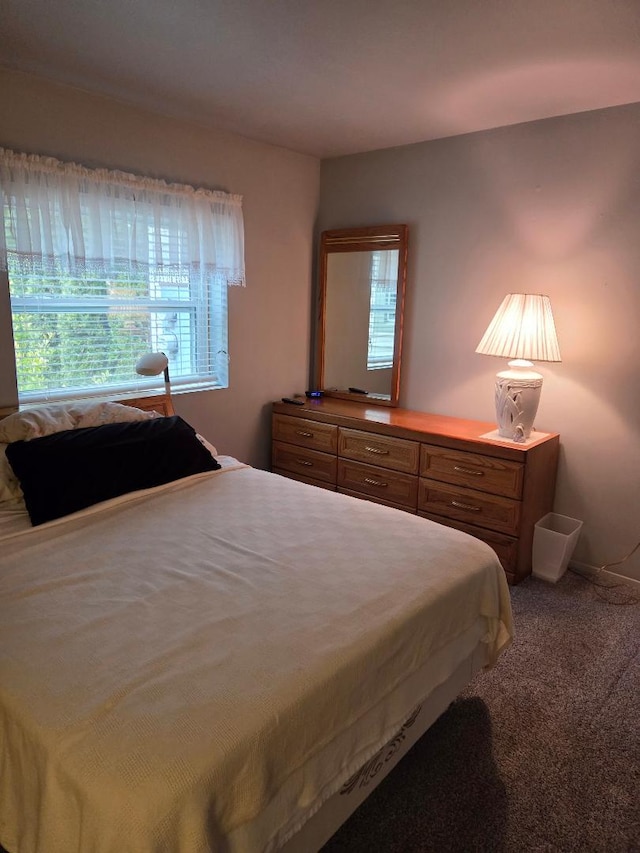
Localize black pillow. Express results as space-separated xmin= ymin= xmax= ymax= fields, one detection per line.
xmin=6 ymin=415 xmax=221 ymax=526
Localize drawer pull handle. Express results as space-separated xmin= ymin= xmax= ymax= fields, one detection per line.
xmin=296 ymin=430 xmax=314 ymax=438
xmin=364 ymin=477 xmax=388 ymax=488
xmin=454 ymin=465 xmax=484 ymax=477
xmin=451 ymin=500 xmax=481 ymax=513
xmin=296 ymin=459 xmax=314 ymax=467
xmin=365 ymin=446 xmax=390 ymax=455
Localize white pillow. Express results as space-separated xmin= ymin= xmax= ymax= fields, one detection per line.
xmin=0 ymin=401 xmax=158 ymax=444
xmin=66 ymin=401 xmax=159 ymax=430
xmin=0 ymin=444 xmax=23 ymax=506
xmin=0 ymin=404 xmax=75 ymax=444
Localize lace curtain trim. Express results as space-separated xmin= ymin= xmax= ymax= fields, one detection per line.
xmin=0 ymin=147 xmax=245 ymax=285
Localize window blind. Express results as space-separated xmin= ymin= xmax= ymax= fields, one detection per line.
xmin=367 ymin=249 xmax=398 ymax=370
xmin=0 ymin=148 xmax=244 ymax=403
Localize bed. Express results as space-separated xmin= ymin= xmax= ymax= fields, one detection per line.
xmin=0 ymin=393 xmax=513 ymax=853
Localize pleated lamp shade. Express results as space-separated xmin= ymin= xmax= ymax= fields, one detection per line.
xmin=476 ymin=294 xmax=561 ymax=363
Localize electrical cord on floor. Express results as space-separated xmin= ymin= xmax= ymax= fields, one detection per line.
xmin=569 ymin=540 xmax=640 ymax=605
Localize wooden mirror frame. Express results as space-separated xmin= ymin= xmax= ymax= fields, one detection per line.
xmin=315 ymin=223 xmax=408 ymax=408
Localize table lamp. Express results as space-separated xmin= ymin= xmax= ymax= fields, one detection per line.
xmin=475 ymin=293 xmax=561 ymax=442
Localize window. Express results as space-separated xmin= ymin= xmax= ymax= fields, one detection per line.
xmin=367 ymin=249 xmax=398 ymax=370
xmin=0 ymin=148 xmax=245 ymax=403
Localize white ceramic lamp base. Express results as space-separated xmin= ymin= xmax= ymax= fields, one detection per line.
xmin=494 ymin=360 xmax=543 ymax=442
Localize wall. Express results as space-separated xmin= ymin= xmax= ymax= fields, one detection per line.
xmin=0 ymin=69 xmax=319 ymax=468
xmin=319 ymin=104 xmax=640 ymax=580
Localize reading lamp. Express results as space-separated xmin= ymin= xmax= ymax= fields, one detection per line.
xmin=475 ymin=294 xmax=561 ymax=442
xmin=135 ymin=351 xmax=171 ymax=396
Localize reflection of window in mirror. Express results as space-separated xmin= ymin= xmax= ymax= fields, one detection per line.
xmin=367 ymin=250 xmax=398 ymax=370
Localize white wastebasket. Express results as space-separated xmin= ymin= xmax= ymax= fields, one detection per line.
xmin=532 ymin=513 xmax=583 ymax=583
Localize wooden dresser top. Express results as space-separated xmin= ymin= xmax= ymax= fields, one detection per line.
xmin=272 ymin=398 xmax=559 ymax=461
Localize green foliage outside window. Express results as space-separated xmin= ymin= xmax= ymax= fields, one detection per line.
xmin=10 ymin=270 xmax=153 ymax=394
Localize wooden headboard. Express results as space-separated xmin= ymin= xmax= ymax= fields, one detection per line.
xmin=119 ymin=393 xmax=175 ymax=417
xmin=0 ymin=392 xmax=175 ymax=420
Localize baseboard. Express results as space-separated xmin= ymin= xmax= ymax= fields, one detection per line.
xmin=569 ymin=560 xmax=640 ymax=590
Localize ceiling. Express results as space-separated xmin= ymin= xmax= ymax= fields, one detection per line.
xmin=1 ymin=0 xmax=639 ymax=158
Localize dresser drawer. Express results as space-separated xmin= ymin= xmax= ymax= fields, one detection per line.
xmin=418 ymin=511 xmax=518 ymax=574
xmin=338 ymin=428 xmax=419 ymax=474
xmin=418 ymin=478 xmax=521 ymax=536
xmin=273 ymin=414 xmax=338 ymax=453
xmin=338 ymin=459 xmax=418 ymax=509
xmin=420 ymin=444 xmax=524 ymax=499
xmin=272 ymin=441 xmax=337 ymax=485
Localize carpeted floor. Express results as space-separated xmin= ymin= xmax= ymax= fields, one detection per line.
xmin=321 ymin=571 xmax=640 ymax=853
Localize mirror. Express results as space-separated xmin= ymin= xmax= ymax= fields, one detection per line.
xmin=316 ymin=224 xmax=408 ymax=407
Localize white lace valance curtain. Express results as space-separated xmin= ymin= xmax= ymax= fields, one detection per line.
xmin=0 ymin=147 xmax=245 ymax=285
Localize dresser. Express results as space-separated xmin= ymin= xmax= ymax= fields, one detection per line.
xmin=272 ymin=398 xmax=559 ymax=584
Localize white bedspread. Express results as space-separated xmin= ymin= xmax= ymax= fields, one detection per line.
xmin=0 ymin=465 xmax=512 ymax=853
